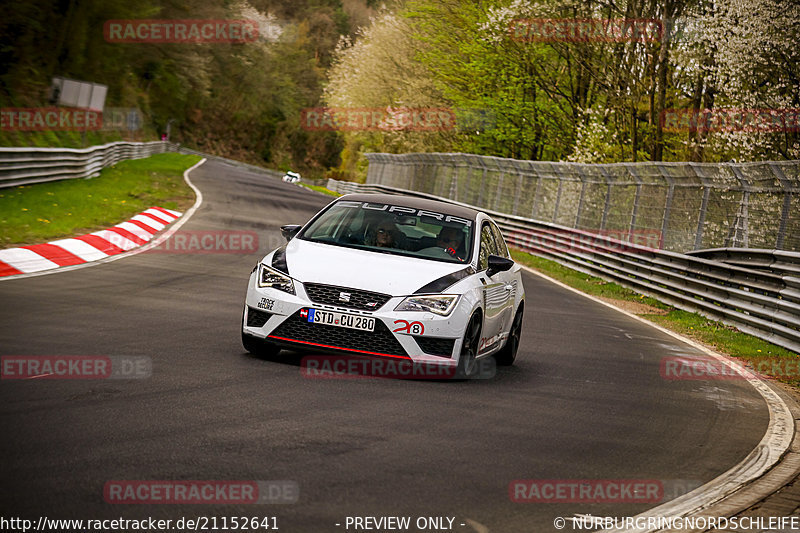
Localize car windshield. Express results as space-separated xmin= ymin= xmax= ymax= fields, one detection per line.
xmin=299 ymin=199 xmax=474 ymax=264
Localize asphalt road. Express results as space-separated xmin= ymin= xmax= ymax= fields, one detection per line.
xmin=0 ymin=159 xmax=769 ymax=532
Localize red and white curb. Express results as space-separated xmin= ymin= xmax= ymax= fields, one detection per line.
xmin=0 ymin=157 xmax=206 ymax=281
xmin=0 ymin=207 xmax=182 ymax=277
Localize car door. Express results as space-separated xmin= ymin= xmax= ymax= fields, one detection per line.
xmin=489 ymin=221 xmax=517 ymax=334
xmin=477 ymin=221 xmax=510 ymax=354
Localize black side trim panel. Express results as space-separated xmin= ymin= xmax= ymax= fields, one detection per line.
xmin=246 ymin=307 xmax=272 ymax=327
xmin=414 ymin=266 xmax=475 ymax=294
xmin=272 ymin=246 xmax=288 ymax=274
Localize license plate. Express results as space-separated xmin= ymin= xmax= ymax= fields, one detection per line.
xmin=303 ymin=309 xmax=375 ymax=332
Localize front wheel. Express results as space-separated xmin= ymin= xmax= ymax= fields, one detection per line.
xmin=456 ymin=312 xmax=482 ymax=378
xmin=494 ymin=305 xmax=523 ymax=366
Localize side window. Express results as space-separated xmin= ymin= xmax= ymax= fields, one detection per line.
xmin=478 ymin=223 xmax=498 ymax=271
xmin=490 ymin=222 xmax=510 ymax=259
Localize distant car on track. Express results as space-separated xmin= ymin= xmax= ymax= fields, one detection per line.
xmin=282 ymin=171 xmax=301 ymax=183
xmin=241 ymin=193 xmax=525 ymax=377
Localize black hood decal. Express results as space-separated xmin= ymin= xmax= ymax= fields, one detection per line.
xmin=414 ymin=266 xmax=475 ymax=294
xmin=271 ymin=246 xmax=289 ymax=274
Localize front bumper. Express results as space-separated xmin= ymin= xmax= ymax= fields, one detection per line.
xmin=242 ymin=271 xmax=470 ymax=366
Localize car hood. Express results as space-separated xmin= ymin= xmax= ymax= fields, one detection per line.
xmin=278 ymin=239 xmax=468 ymax=296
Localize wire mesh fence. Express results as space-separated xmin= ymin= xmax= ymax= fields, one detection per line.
xmin=363 ymin=153 xmax=800 ymax=253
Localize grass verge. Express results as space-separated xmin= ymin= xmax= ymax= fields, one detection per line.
xmin=511 ymin=249 xmax=799 ymax=387
xmin=298 ymin=182 xmax=340 ymax=197
xmin=0 ymin=153 xmax=200 ymax=248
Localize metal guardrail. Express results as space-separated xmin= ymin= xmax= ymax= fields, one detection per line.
xmin=687 ymin=248 xmax=800 ymax=278
xmin=327 ymin=178 xmax=800 ymax=353
xmin=0 ymin=141 xmax=174 ymax=188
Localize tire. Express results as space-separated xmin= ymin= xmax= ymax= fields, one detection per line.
xmin=494 ymin=304 xmax=523 ymax=366
xmin=456 ymin=312 xmax=482 ymax=378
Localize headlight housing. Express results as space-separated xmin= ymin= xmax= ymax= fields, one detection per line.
xmin=395 ymin=294 xmax=459 ymax=316
xmin=257 ymin=263 xmax=295 ymax=294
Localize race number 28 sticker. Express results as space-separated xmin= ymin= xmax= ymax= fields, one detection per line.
xmin=393 ymin=320 xmax=425 ymax=335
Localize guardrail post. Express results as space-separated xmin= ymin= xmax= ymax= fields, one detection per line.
xmin=376 ymin=159 xmax=387 ymax=184
xmin=494 ymin=171 xmax=505 ymax=211
xmin=769 ymin=162 xmax=792 ymax=250
xmin=656 ymin=163 xmax=675 ymax=250
xmin=477 ymin=158 xmax=488 ymax=208
xmin=728 ymin=164 xmax=752 ymax=248
xmin=691 ymin=163 xmax=711 ymax=250
xmin=626 ymin=164 xmax=643 ymax=239
xmin=777 ymin=193 xmax=792 ymax=250
xmin=512 ymin=168 xmax=523 ymax=216
xmin=574 ymin=164 xmax=588 ymax=229
xmin=531 ymin=164 xmax=543 ymax=220
xmin=448 ymin=160 xmax=458 ymax=200
xmin=599 ymin=166 xmax=614 ymax=231
xmin=553 ymin=176 xmax=564 ymax=224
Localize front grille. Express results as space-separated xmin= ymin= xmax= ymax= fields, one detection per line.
xmin=246 ymin=308 xmax=272 ymax=327
xmin=303 ymin=283 xmax=392 ymax=311
xmin=269 ymin=310 xmax=408 ymax=357
xmin=414 ymin=336 xmax=456 ymax=358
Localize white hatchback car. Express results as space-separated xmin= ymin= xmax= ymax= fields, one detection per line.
xmin=282 ymin=171 xmax=301 ymax=183
xmin=242 ymin=193 xmax=525 ymax=377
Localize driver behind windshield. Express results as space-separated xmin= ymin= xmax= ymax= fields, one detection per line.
xmin=374 ymin=221 xmax=399 ymax=248
xmin=435 ymin=226 xmax=466 ymax=260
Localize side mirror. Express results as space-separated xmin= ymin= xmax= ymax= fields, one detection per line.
xmin=280 ymin=224 xmax=302 ymax=242
xmin=486 ymin=254 xmax=514 ymax=277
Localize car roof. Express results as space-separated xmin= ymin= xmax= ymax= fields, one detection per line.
xmin=337 ymin=193 xmax=482 ymax=221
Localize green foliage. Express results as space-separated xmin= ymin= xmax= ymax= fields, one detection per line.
xmin=1 ymin=0 xmax=373 ymax=176
xmin=325 ymin=0 xmax=798 ymax=167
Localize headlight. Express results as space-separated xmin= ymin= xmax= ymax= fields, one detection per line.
xmin=257 ymin=263 xmax=295 ymax=294
xmin=395 ymin=294 xmax=459 ymax=316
